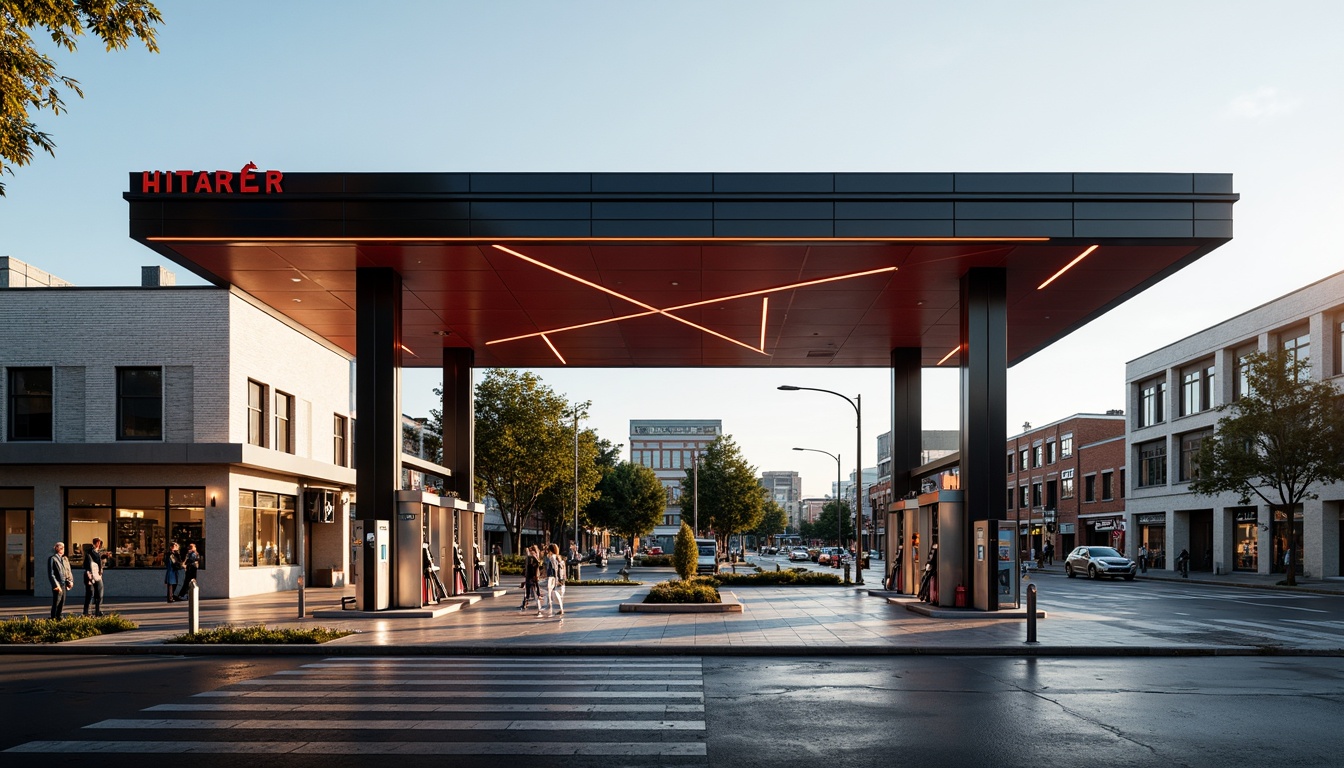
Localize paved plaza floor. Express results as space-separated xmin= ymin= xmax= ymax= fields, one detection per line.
xmin=4 ymin=561 xmax=1343 ymax=656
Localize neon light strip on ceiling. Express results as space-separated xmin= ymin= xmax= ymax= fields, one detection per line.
xmin=1038 ymin=245 xmax=1099 ymax=290
xmin=936 ymin=345 xmax=962 ymax=366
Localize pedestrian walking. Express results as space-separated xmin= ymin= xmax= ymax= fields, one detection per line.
xmin=175 ymin=542 xmax=200 ymax=599
xmin=1176 ymin=548 xmax=1190 ymax=578
xmin=83 ymin=537 xmax=107 ymax=616
xmin=1043 ymin=541 xmax=1054 ymax=566
xmin=164 ymin=542 xmax=184 ymax=602
xmin=520 ymin=545 xmax=542 ymax=614
xmin=1137 ymin=543 xmax=1149 ymax=573
xmin=48 ymin=542 xmax=73 ymax=620
xmin=544 ymin=542 xmax=566 ymax=617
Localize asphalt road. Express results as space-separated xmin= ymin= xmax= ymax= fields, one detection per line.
xmin=4 ymin=654 xmax=1343 ymax=767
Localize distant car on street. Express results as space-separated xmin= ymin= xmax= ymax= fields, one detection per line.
xmin=788 ymin=547 xmax=811 ymax=562
xmin=1064 ymin=546 xmax=1138 ymax=581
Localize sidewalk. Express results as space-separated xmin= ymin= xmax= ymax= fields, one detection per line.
xmin=2 ymin=564 xmax=1341 ymax=657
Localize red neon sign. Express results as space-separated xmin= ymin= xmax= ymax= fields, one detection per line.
xmin=138 ymin=162 xmax=282 ymax=194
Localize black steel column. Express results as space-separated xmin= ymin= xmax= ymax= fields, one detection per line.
xmin=441 ymin=348 xmax=475 ymax=503
xmin=959 ymin=268 xmax=1007 ymax=609
xmin=890 ymin=348 xmax=922 ymax=500
xmin=355 ymin=267 xmax=402 ymax=610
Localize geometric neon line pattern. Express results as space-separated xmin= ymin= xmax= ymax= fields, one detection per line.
xmin=487 ymin=244 xmax=898 ymax=364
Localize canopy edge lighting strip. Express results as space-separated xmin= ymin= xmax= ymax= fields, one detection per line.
xmin=1037 ymin=245 xmax=1099 ymax=290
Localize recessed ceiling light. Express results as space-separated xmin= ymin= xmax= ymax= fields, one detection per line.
xmin=671 ymin=281 xmax=679 ymax=286
xmin=292 ymin=298 xmax=302 ymax=303
xmin=290 ymin=277 xmax=301 ymax=283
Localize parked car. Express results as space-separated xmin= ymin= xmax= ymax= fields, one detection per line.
xmin=807 ymin=547 xmax=822 ymax=562
xmin=647 ymin=546 xmax=663 ymax=556
xmin=788 ymin=547 xmax=811 ymax=562
xmin=1064 ymin=546 xmax=1138 ymax=581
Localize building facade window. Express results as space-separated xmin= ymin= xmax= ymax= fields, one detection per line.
xmin=1234 ymin=345 xmax=1256 ymax=400
xmin=1084 ymin=475 xmax=1096 ymax=502
xmin=1178 ymin=430 xmax=1212 ymax=482
xmin=116 ymin=367 xmax=162 ymax=440
xmin=1336 ymin=318 xmax=1344 ymax=377
xmin=1138 ymin=376 xmax=1166 ymax=428
xmin=1281 ymin=325 xmax=1310 ymax=381
xmin=1006 ymin=453 xmax=1015 ymax=473
xmin=274 ymin=392 xmax=294 ymax=454
xmin=65 ymin=487 xmax=205 ymax=570
xmin=1045 ymin=441 xmax=1056 ymax=464
xmin=1101 ymin=471 xmax=1115 ymax=500
xmin=247 ymin=380 xmax=266 ymax=447
xmin=1180 ymin=362 xmax=1215 ymax=416
xmin=1032 ymin=445 xmax=1043 ymax=468
xmin=333 ymin=414 xmax=348 ymax=467
xmin=1060 ymin=469 xmax=1074 ymax=499
xmin=1018 ymin=485 xmax=1028 ymax=508
xmin=7 ymin=367 xmax=53 ymax=441
xmin=237 ymin=490 xmax=296 ymax=567
xmin=1059 ymin=434 xmax=1073 ymax=458
xmin=1020 ymin=448 xmax=1028 ymax=469
xmin=1031 ymin=482 xmax=1042 ymax=508
xmin=1137 ymin=440 xmax=1167 ymax=488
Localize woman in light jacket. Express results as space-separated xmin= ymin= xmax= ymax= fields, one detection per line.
xmin=543 ymin=543 xmax=565 ymax=618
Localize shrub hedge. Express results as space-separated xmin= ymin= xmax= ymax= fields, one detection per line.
xmin=712 ymin=569 xmax=842 ymax=586
xmin=0 ymin=614 xmax=137 ymax=644
xmin=644 ymin=578 xmax=721 ymax=604
xmin=168 ymin=624 xmax=353 ymax=644
xmin=639 ymin=554 xmax=673 ymax=567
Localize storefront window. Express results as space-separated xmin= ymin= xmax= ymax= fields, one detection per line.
xmin=238 ymin=490 xmax=297 ymax=567
xmin=1234 ymin=523 xmax=1258 ymax=571
xmin=66 ymin=487 xmax=204 ymax=570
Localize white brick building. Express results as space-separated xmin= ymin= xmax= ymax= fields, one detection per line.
xmin=1 ymin=263 xmax=356 ymax=598
xmin=1125 ymin=270 xmax=1344 ymax=578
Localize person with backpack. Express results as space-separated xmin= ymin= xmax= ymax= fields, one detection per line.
xmin=543 ymin=543 xmax=566 ymax=618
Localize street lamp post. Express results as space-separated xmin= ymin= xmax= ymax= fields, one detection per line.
xmin=793 ymin=447 xmax=842 ymax=568
xmin=572 ymin=403 xmax=581 ymax=581
xmin=780 ymin=385 xmax=864 ymax=584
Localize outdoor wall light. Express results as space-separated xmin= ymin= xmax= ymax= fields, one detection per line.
xmin=210 ymin=494 xmax=216 ymax=507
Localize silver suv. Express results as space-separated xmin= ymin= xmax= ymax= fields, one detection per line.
xmin=1064 ymin=546 xmax=1138 ymax=581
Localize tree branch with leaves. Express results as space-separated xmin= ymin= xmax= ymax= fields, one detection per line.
xmin=1 ymin=0 xmax=163 ymax=196
xmin=1189 ymin=351 xmax=1344 ymax=585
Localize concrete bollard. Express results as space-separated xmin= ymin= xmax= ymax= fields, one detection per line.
xmin=187 ymin=580 xmax=200 ymax=635
xmin=1026 ymin=583 xmax=1038 ymax=644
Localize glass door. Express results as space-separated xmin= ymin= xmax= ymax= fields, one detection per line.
xmin=4 ymin=508 xmax=33 ymax=593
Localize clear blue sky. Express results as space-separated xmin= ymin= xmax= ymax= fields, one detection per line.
xmin=3 ymin=1 xmax=1341 ymax=496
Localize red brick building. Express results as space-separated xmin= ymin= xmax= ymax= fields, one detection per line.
xmin=1006 ymin=413 xmax=1127 ymax=559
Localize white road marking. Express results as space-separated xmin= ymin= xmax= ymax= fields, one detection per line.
xmin=5 ymin=740 xmax=707 ymax=756
xmin=88 ymin=718 xmax=706 ymax=731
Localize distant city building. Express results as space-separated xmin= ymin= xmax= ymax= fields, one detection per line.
xmin=629 ymin=419 xmax=721 ymax=548
xmin=869 ymin=429 xmax=961 ymax=552
xmin=1126 ymin=269 xmax=1344 ymax=578
xmin=759 ymin=470 xmax=802 ymax=529
xmin=1006 ymin=414 xmax=1127 ymax=561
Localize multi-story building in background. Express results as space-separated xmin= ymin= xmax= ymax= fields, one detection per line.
xmin=870 ymin=430 xmax=959 ymax=552
xmin=1126 ymin=270 xmax=1344 ymax=578
xmin=1006 ymin=414 xmax=1126 ymax=561
xmin=0 ymin=258 xmax=356 ymax=598
xmin=629 ymin=419 xmax=721 ymax=550
xmin=759 ymin=470 xmax=801 ymax=530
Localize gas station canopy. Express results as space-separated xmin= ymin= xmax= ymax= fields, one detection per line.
xmin=127 ymin=171 xmax=1235 ymax=369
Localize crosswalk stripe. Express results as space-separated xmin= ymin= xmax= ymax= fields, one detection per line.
xmin=5 ymin=656 xmax=710 ymax=760
xmin=235 ymin=678 xmax=702 ymax=687
xmin=89 ymin=718 xmax=706 ymax=731
xmin=151 ymin=703 xmax=706 ymax=713
xmin=196 ymin=689 xmax=704 ymax=699
xmin=5 ymin=740 xmax=708 ymax=756
xmin=274 ymin=668 xmax=703 ymax=679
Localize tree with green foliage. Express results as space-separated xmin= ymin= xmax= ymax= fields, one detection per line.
xmin=802 ymin=500 xmax=852 ymax=546
xmin=1189 ymin=351 xmax=1344 ymax=586
xmin=2 ymin=0 xmax=163 ymax=196
xmin=684 ymin=435 xmax=764 ymax=555
xmin=753 ymin=499 xmax=789 ymax=545
xmin=535 ymin=428 xmax=615 ymax=546
xmin=672 ymin=522 xmax=697 ymax=580
xmin=472 ymin=369 xmax=602 ymax=553
xmin=586 ymin=460 xmax=665 ymax=550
